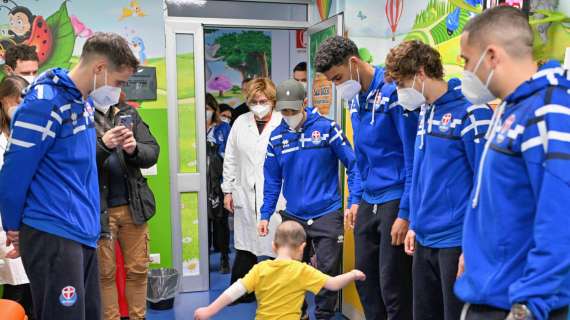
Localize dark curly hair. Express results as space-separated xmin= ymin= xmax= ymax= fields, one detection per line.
xmin=314 ymin=36 xmax=359 ymax=73
xmin=384 ymin=40 xmax=444 ymax=83
xmin=5 ymin=44 xmax=39 ymax=70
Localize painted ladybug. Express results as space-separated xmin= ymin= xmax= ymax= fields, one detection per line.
xmin=7 ymin=5 xmax=53 ymax=65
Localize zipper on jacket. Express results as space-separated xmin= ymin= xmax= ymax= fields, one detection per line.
xmin=472 ymin=101 xmax=506 ymax=208
xmin=254 ymin=184 xmax=258 ymax=218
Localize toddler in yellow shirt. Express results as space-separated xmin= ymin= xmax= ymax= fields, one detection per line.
xmin=194 ymin=220 xmax=365 ymax=319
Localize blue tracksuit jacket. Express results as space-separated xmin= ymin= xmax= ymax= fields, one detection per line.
xmin=350 ymin=66 xmax=418 ymax=219
xmin=454 ymin=62 xmax=570 ymax=320
xmin=410 ymin=78 xmax=493 ymax=248
xmin=0 ymin=68 xmax=100 ymax=248
xmin=261 ymin=109 xmax=362 ymax=221
xmin=207 ymin=121 xmax=230 ymax=158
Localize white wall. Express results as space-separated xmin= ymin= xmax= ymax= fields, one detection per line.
xmin=271 ymin=30 xmax=307 ymax=86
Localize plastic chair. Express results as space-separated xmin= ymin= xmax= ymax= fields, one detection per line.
xmin=0 ymin=299 xmax=27 ymax=320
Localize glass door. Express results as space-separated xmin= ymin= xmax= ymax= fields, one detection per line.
xmin=165 ymin=20 xmax=209 ymax=292
xmin=307 ymin=13 xmax=344 ymax=122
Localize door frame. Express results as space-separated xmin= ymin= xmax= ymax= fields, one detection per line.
xmin=165 ymin=17 xmax=311 ymax=292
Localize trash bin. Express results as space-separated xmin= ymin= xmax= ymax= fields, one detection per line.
xmin=147 ymin=268 xmax=180 ymax=310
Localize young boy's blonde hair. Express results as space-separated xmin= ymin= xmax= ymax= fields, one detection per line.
xmin=274 ymin=221 xmax=306 ymax=249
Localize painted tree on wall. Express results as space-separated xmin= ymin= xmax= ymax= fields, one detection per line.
xmin=213 ymin=31 xmax=271 ymax=79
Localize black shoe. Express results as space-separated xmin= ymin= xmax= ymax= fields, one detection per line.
xmin=220 ymin=254 xmax=231 ymax=274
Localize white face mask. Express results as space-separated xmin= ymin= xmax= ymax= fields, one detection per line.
xmin=9 ymin=106 xmax=17 ymax=117
xmin=283 ymin=112 xmax=304 ymax=130
xmin=336 ymin=60 xmax=362 ymax=101
xmin=461 ymin=50 xmax=496 ymax=105
xmin=95 ymin=103 xmax=112 ymax=115
xmin=90 ymin=70 xmax=122 ymax=110
xmin=5 ymin=105 xmax=18 ymax=119
xmin=301 ymin=81 xmax=308 ymax=92
xmin=250 ymin=103 xmax=271 ymax=119
xmin=21 ymin=75 xmax=35 ymax=84
xmin=397 ymin=74 xmax=426 ymax=111
xmin=206 ymin=110 xmax=214 ymax=122
xmin=221 ymin=116 xmax=231 ymax=124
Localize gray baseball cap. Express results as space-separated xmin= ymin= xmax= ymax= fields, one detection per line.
xmin=275 ymin=79 xmax=306 ymax=111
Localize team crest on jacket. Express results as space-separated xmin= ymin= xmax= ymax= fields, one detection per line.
xmin=59 ymin=286 xmax=77 ymax=307
xmin=497 ymin=114 xmax=516 ymax=143
xmin=311 ymin=130 xmax=322 ymax=145
xmin=439 ymin=113 xmax=452 ymax=132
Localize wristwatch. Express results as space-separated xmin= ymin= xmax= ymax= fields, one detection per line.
xmin=507 ymin=304 xmax=534 ymax=320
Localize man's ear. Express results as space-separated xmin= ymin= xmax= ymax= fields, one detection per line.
xmin=92 ymin=58 xmax=109 ymax=75
xmin=417 ymin=66 xmax=427 ymax=81
xmin=3 ymin=64 xmax=13 ymax=75
xmin=487 ymin=45 xmax=502 ymax=69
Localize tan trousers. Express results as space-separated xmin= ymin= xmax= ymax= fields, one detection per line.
xmin=97 ymin=205 xmax=149 ymax=320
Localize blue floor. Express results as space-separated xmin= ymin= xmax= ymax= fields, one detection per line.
xmin=147 ymin=251 xmax=346 ymax=320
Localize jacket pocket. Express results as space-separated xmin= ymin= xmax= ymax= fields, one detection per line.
xmin=444 ymin=186 xmax=457 ymax=227
xmin=129 ymin=176 xmax=156 ymax=224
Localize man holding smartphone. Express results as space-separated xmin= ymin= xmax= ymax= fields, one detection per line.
xmin=94 ymin=90 xmax=159 ymax=320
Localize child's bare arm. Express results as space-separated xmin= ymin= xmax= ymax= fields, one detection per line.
xmin=323 ymin=270 xmax=366 ymax=291
xmin=194 ymin=280 xmax=248 ymax=319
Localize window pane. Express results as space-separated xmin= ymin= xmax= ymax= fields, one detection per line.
xmin=176 ymin=34 xmax=198 ymax=173
xmin=181 ymin=193 xmax=200 ymax=276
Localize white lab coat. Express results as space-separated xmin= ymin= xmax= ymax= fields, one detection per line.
xmin=222 ymin=111 xmax=284 ymax=257
xmin=0 ymin=134 xmax=29 ymax=285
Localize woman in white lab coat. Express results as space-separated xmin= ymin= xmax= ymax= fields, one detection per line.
xmin=222 ymin=78 xmax=283 ymax=303
xmin=0 ymin=76 xmax=32 ymax=317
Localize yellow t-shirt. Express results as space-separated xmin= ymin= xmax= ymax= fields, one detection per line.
xmin=240 ymin=259 xmax=330 ymax=320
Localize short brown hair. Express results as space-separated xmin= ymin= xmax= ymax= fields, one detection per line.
xmin=385 ymin=40 xmax=444 ymax=83
xmin=81 ymin=32 xmax=139 ymax=71
xmin=274 ymin=221 xmax=306 ymax=249
xmin=463 ymin=6 xmax=533 ymax=58
xmin=5 ymin=44 xmax=38 ymax=69
xmin=246 ymin=78 xmax=276 ymax=105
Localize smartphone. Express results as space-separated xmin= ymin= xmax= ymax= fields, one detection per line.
xmin=118 ymin=114 xmax=133 ymax=130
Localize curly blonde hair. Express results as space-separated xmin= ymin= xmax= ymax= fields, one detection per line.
xmin=246 ymin=78 xmax=276 ymax=106
xmin=384 ymin=40 xmax=444 ymax=83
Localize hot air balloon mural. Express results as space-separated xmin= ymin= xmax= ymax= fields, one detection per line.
xmin=316 ymin=0 xmax=332 ymax=21
xmin=386 ymin=0 xmax=404 ymax=41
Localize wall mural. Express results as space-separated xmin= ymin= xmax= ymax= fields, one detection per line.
xmin=341 ymin=0 xmax=569 ymax=80
xmin=205 ymin=29 xmax=272 ymax=107
xmin=0 ymin=0 xmax=167 ymax=108
xmin=0 ymin=1 xmax=74 ymax=71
